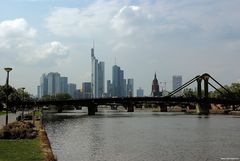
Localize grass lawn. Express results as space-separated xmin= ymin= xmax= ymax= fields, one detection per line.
xmin=0 ymin=112 xmax=5 ymax=116
xmin=0 ymin=139 xmax=44 ymax=161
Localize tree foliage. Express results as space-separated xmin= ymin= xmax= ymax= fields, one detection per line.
xmin=183 ymin=88 xmax=196 ymax=98
xmin=210 ymin=83 xmax=240 ymax=98
xmin=41 ymin=93 xmax=72 ymax=101
xmin=0 ymin=85 xmax=30 ymax=111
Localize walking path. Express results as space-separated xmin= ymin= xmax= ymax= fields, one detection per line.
xmin=0 ymin=112 xmax=21 ymax=129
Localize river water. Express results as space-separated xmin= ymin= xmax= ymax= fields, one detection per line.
xmin=44 ymin=109 xmax=240 ymax=161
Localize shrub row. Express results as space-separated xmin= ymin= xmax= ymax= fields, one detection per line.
xmin=0 ymin=121 xmax=38 ymax=139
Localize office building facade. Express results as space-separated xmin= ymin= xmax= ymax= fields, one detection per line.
xmin=82 ymin=82 xmax=92 ymax=99
xmin=137 ymin=87 xmax=144 ymax=97
xmin=172 ymin=75 xmax=183 ymax=96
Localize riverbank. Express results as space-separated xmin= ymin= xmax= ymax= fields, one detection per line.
xmin=0 ymin=112 xmax=56 ymax=161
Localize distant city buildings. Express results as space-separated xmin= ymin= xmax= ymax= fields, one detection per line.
xmin=91 ymin=44 xmax=105 ymax=98
xmin=137 ymin=87 xmax=144 ymax=97
xmin=172 ymin=75 xmax=183 ymax=96
xmin=127 ymin=78 xmax=134 ymax=97
xmin=82 ymin=82 xmax=92 ymax=99
xmin=68 ymin=83 xmax=77 ymax=98
xmin=37 ymin=72 xmax=80 ymax=99
xmin=107 ymin=65 xmax=134 ymax=97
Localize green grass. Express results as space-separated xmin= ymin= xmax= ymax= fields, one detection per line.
xmin=33 ymin=111 xmax=41 ymax=117
xmin=0 ymin=139 xmax=44 ymax=161
xmin=0 ymin=112 xmax=5 ymax=116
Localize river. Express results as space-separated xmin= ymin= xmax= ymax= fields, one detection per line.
xmin=44 ymin=109 xmax=240 ymax=161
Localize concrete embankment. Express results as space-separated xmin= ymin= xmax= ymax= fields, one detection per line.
xmin=229 ymin=111 xmax=240 ymax=116
xmin=39 ymin=126 xmax=57 ymax=161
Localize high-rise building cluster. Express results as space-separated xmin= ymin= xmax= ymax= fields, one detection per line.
xmin=106 ymin=65 xmax=134 ymax=97
xmin=36 ymin=44 xmax=184 ymax=98
xmin=37 ymin=72 xmax=92 ymax=99
xmin=37 ymin=43 xmax=136 ymax=99
xmin=91 ymin=44 xmax=134 ymax=98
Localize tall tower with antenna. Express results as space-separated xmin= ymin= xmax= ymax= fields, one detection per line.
xmin=91 ymin=41 xmax=105 ymax=98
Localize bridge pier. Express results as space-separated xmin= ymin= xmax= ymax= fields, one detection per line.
xmin=111 ymin=104 xmax=118 ymax=110
xmin=127 ymin=105 xmax=134 ymax=112
xmin=57 ymin=105 xmax=63 ymax=113
xmin=196 ymin=103 xmax=210 ymax=115
xmin=88 ymin=103 xmax=98 ymax=115
xmin=159 ymin=104 xmax=168 ymax=112
xmin=160 ymin=105 xmax=167 ymax=112
xmin=127 ymin=103 xmax=134 ymax=112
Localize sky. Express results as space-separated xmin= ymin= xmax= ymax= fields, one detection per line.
xmin=0 ymin=0 xmax=240 ymax=96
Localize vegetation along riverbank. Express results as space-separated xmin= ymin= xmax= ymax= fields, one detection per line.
xmin=0 ymin=112 xmax=56 ymax=161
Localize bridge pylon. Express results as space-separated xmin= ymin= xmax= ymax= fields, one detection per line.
xmin=196 ymin=73 xmax=210 ymax=115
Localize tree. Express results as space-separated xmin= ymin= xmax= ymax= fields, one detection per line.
xmin=41 ymin=93 xmax=72 ymax=101
xmin=41 ymin=95 xmax=53 ymax=101
xmin=183 ymin=88 xmax=196 ymax=98
xmin=210 ymin=83 xmax=240 ymax=98
xmin=55 ymin=93 xmax=72 ymax=100
xmin=0 ymin=85 xmax=31 ymax=111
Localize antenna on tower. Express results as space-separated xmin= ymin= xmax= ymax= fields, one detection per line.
xmin=115 ymin=57 xmax=117 ymax=65
xmin=91 ymin=40 xmax=95 ymax=58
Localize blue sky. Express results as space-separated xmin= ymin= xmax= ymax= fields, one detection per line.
xmin=0 ymin=0 xmax=240 ymax=95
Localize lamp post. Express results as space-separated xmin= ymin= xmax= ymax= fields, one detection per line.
xmin=4 ymin=67 xmax=12 ymax=125
xmin=21 ymin=87 xmax=25 ymax=121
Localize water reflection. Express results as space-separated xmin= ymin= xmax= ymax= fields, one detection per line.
xmin=44 ymin=111 xmax=240 ymax=161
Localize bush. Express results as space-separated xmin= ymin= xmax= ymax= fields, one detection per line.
xmin=0 ymin=121 xmax=38 ymax=139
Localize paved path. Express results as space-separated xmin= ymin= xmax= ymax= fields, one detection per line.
xmin=0 ymin=112 xmax=21 ymax=129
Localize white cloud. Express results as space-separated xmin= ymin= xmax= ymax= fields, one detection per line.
xmin=0 ymin=18 xmax=36 ymax=48
xmin=111 ymin=5 xmax=153 ymax=36
xmin=0 ymin=18 xmax=69 ymax=67
xmin=45 ymin=1 xmax=120 ymax=37
xmin=22 ymin=41 xmax=69 ymax=66
xmin=44 ymin=0 xmax=240 ymax=41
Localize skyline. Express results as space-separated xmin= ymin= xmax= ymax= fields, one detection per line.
xmin=0 ymin=0 xmax=240 ymax=95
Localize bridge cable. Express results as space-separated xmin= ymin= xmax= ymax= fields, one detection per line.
xmin=168 ymin=76 xmax=200 ymax=97
xmin=209 ymin=75 xmax=232 ymax=94
xmin=208 ymin=82 xmax=225 ymax=95
xmin=168 ymin=77 xmax=198 ymax=97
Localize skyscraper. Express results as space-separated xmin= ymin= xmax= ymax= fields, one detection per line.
xmin=127 ymin=78 xmax=134 ymax=97
xmin=68 ymin=83 xmax=77 ymax=98
xmin=40 ymin=74 xmax=48 ymax=97
xmin=91 ymin=43 xmax=105 ymax=98
xmin=60 ymin=77 xmax=68 ymax=93
xmin=82 ymin=82 xmax=92 ymax=98
xmin=38 ymin=72 xmax=77 ymax=98
xmin=47 ymin=72 xmax=61 ymax=95
xmin=172 ymin=75 xmax=183 ymax=96
xmin=107 ymin=80 xmax=112 ymax=97
xmin=112 ymin=65 xmax=125 ymax=97
xmin=137 ymin=87 xmax=144 ymax=97
xmin=98 ymin=61 xmax=105 ymax=97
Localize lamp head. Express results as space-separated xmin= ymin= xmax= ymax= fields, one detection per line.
xmin=4 ymin=67 xmax=12 ymax=72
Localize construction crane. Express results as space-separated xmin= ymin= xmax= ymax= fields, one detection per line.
xmin=159 ymin=81 xmax=167 ymax=91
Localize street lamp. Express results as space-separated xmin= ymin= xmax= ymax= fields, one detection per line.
xmin=4 ymin=67 xmax=12 ymax=125
xmin=21 ymin=87 xmax=25 ymax=121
